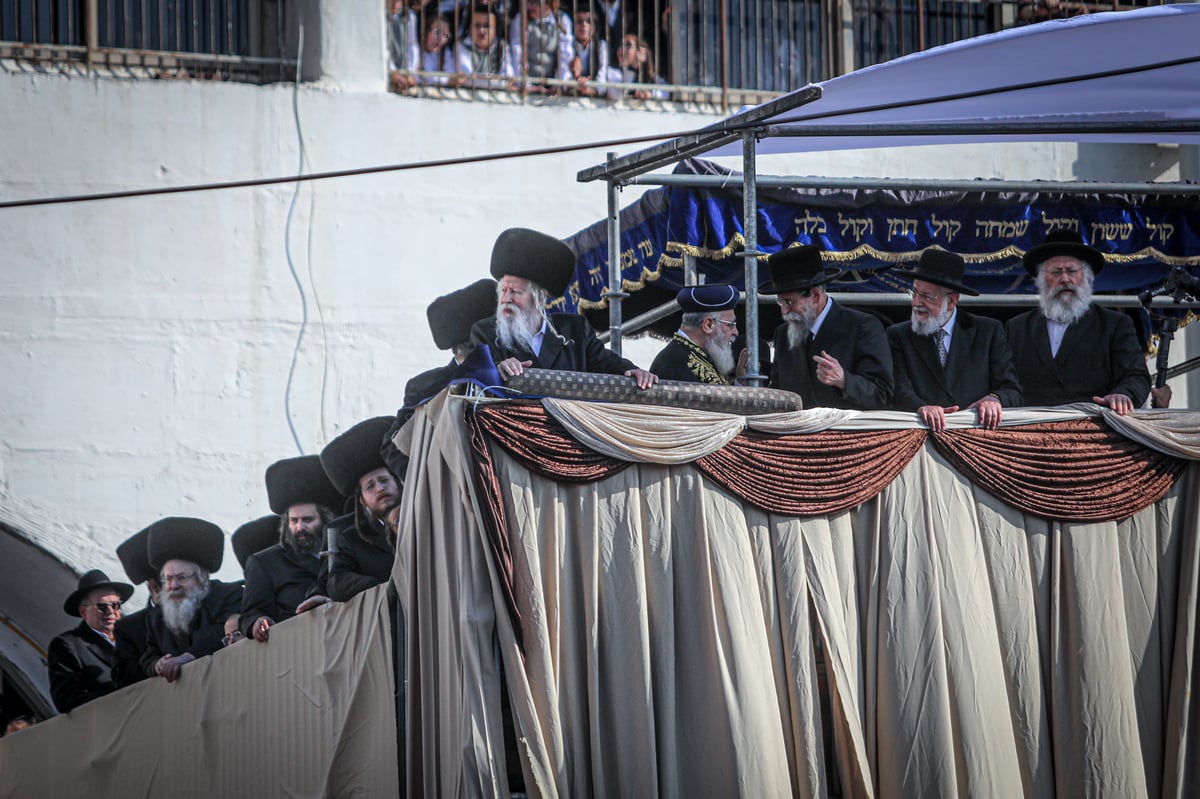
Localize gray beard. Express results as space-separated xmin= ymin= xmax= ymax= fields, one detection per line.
xmin=1039 ymin=281 xmax=1093 ymax=325
xmin=160 ymin=593 xmax=202 ymax=637
xmin=704 ymin=337 xmax=736 ymax=376
xmin=911 ymin=303 xmax=953 ymax=336
xmin=784 ymin=310 xmax=818 ymax=350
xmin=496 ymin=305 xmax=539 ymax=352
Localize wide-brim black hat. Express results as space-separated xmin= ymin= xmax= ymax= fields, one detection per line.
xmin=320 ymin=416 xmax=394 ymax=497
xmin=64 ymin=569 xmax=134 ymax=617
xmin=894 ymin=248 xmax=979 ymax=297
xmin=489 ymin=228 xmax=576 ymax=298
xmin=146 ymin=517 xmax=225 ymax=573
xmin=676 ymin=284 xmax=740 ymax=313
xmin=116 ymin=527 xmax=157 ymax=585
xmin=265 ymin=455 xmax=344 ymax=515
xmin=1022 ymin=229 xmax=1105 ymax=276
xmin=428 ymin=278 xmax=498 ymax=350
xmin=760 ymin=244 xmax=842 ymax=294
xmin=232 ymin=515 xmax=281 ymax=571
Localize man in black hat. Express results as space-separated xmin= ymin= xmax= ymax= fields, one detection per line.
xmin=383 ymin=278 xmax=501 ymax=478
xmin=240 ymin=455 xmax=342 ymax=642
xmin=470 ymin=227 xmax=658 ymax=389
xmin=111 ymin=527 xmax=162 ymax=688
xmin=314 ymin=416 xmax=402 ymax=603
xmin=1005 ymin=230 xmax=1150 ymax=414
xmin=650 ymin=284 xmax=747 ymax=384
xmin=140 ymin=517 xmax=243 ymax=683
xmin=47 ymin=570 xmax=134 ymax=712
xmin=763 ymin=244 xmax=894 ymax=409
xmin=887 ymin=249 xmax=1023 ymax=432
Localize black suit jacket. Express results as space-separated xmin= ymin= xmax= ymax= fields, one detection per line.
xmin=47 ymin=621 xmax=119 ymax=713
xmin=1005 ymin=306 xmax=1150 ymax=407
xmin=239 ymin=544 xmax=322 ymax=638
xmin=310 ymin=512 xmax=396 ymax=603
xmin=471 ymin=314 xmax=639 ymax=376
xmin=769 ymin=301 xmax=894 ymax=410
xmin=139 ymin=580 xmax=243 ymax=677
xmin=887 ymin=311 xmax=1023 ymax=411
xmin=112 ymin=607 xmax=152 ymax=689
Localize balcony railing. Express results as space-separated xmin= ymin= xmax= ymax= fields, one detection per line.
xmin=0 ymin=0 xmax=295 ymax=83
xmin=389 ymin=0 xmax=1169 ymax=111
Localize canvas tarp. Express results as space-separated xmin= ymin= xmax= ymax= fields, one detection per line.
xmin=396 ymin=393 xmax=1200 ymax=797
xmin=0 ymin=584 xmax=398 ymax=798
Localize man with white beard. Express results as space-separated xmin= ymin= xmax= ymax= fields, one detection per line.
xmin=650 ymin=284 xmax=748 ymax=384
xmin=887 ymin=249 xmax=1022 ymax=432
xmin=470 ymin=227 xmax=658 ymax=389
xmin=764 ymin=244 xmax=893 ymax=409
xmin=1005 ymin=230 xmax=1150 ymax=414
xmin=139 ymin=517 xmax=242 ymax=683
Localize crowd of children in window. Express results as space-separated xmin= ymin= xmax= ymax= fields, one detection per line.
xmin=388 ymin=0 xmax=668 ymax=99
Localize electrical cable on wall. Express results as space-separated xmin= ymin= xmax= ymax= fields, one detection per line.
xmin=282 ymin=21 xmax=309 ymax=456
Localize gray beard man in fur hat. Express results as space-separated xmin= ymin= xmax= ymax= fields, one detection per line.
xmin=471 ymin=227 xmax=659 ymax=389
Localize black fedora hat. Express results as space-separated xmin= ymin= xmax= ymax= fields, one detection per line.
xmin=894 ymin=248 xmax=979 ymax=297
xmin=63 ymin=569 xmax=134 ymax=617
xmin=676 ymin=284 xmax=740 ymax=313
xmin=320 ymin=416 xmax=394 ymax=497
xmin=232 ymin=514 xmax=282 ymax=571
xmin=428 ymin=278 xmax=498 ymax=350
xmin=265 ymin=455 xmax=344 ymax=515
xmin=489 ymin=228 xmax=576 ymax=298
xmin=116 ymin=526 xmax=157 ymax=586
xmin=1022 ymin=229 xmax=1105 ymax=276
xmin=146 ymin=517 xmax=225 ymax=573
xmin=760 ymin=245 xmax=842 ymax=294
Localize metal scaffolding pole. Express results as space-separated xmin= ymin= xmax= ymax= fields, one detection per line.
xmin=605 ymin=152 xmax=627 ymax=356
xmin=741 ymin=131 xmax=765 ymax=386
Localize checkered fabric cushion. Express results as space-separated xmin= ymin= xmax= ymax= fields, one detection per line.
xmin=504 ymin=369 xmax=803 ymax=415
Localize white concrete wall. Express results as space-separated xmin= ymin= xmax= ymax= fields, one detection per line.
xmin=0 ymin=35 xmax=1193 ymax=591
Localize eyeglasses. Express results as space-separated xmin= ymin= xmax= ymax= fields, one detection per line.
xmin=619 ymin=40 xmax=638 ymax=49
xmin=776 ymin=291 xmax=814 ymax=308
xmin=222 ymin=631 xmax=245 ymax=647
xmin=1043 ymin=265 xmax=1086 ymax=279
xmin=711 ymin=318 xmax=737 ymax=328
xmin=906 ymin=288 xmax=951 ymax=304
xmin=161 ymin=571 xmax=197 ymax=586
xmin=85 ymin=602 xmax=122 ymax=613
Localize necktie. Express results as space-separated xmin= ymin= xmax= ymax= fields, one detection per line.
xmin=934 ymin=328 xmax=948 ymax=367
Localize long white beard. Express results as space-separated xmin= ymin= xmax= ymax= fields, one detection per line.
xmin=911 ymin=300 xmax=953 ymax=336
xmin=496 ymin=304 xmax=540 ymax=352
xmin=785 ymin=309 xmax=818 ymax=350
xmin=704 ymin=336 xmax=736 ymax=376
xmin=160 ymin=591 xmax=203 ymax=637
xmin=1038 ymin=277 xmax=1093 ymax=325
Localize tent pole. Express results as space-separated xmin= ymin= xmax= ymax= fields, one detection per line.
xmin=605 ymin=152 xmax=627 ymax=357
xmin=741 ymin=131 xmax=765 ymax=386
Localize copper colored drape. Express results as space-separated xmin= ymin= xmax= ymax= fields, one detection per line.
xmin=930 ymin=418 xmax=1187 ymax=521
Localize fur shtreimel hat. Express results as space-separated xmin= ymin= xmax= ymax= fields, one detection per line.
xmin=146 ymin=517 xmax=225 ymax=573
xmin=427 ymin=278 xmax=498 ymax=350
xmin=115 ymin=526 xmax=157 ymax=586
xmin=1022 ymin=229 xmax=1105 ymax=276
xmin=676 ymin=284 xmax=740 ymax=313
xmin=265 ymin=455 xmax=344 ymax=515
xmin=893 ymin=248 xmax=980 ymax=297
xmin=320 ymin=416 xmax=394 ymax=497
xmin=489 ymin=228 xmax=576 ymax=298
xmin=232 ymin=515 xmax=281 ymax=571
xmin=760 ymin=244 xmax=842 ymax=295
xmin=63 ymin=569 xmax=134 ymax=617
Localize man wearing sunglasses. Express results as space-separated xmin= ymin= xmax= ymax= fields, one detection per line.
xmin=47 ymin=569 xmax=134 ymax=712
xmin=762 ymin=244 xmax=894 ymax=409
xmin=887 ymin=249 xmax=1023 ymax=433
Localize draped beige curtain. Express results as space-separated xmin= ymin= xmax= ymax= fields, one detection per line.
xmin=394 ymin=397 xmax=1200 ymax=798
